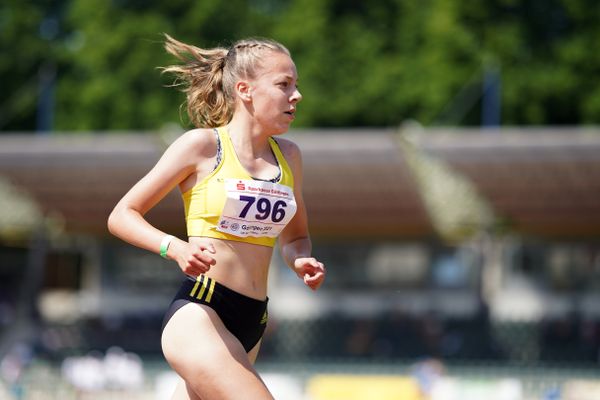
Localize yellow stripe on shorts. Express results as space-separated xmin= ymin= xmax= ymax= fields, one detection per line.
xmin=196 ymin=275 xmax=208 ymax=300
xmin=205 ymin=278 xmax=216 ymax=303
xmin=188 ymin=275 xmax=216 ymax=303
xmin=189 ymin=275 xmax=203 ymax=298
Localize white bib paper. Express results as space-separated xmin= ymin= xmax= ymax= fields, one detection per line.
xmin=216 ymin=179 xmax=297 ymax=238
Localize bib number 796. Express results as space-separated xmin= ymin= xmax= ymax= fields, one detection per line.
xmin=239 ymin=195 xmax=287 ymax=223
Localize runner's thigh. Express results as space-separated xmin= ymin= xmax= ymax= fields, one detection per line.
xmin=161 ymin=302 xmax=273 ymax=400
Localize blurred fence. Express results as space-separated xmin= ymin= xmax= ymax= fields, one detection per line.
xmin=17 ymin=312 xmax=600 ymax=365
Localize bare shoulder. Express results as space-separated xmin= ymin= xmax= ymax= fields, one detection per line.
xmin=174 ymin=128 xmax=217 ymax=153
xmin=164 ymin=128 xmax=217 ymax=163
xmin=274 ymin=137 xmax=302 ymax=166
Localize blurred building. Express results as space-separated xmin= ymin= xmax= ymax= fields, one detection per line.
xmin=0 ymin=127 xmax=599 ymax=366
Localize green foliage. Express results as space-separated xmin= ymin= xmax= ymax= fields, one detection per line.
xmin=0 ymin=0 xmax=55 ymax=130
xmin=2 ymin=0 xmax=600 ymax=131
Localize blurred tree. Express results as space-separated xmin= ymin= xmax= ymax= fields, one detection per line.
xmin=273 ymin=0 xmax=482 ymax=127
xmin=459 ymin=0 xmax=600 ymax=125
xmin=55 ymin=0 xmax=176 ymax=130
xmin=1 ymin=0 xmax=600 ymax=131
xmin=55 ymin=0 xmax=282 ymax=130
xmin=0 ymin=0 xmax=60 ymax=131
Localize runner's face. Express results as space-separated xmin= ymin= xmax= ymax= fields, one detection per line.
xmin=248 ymin=52 xmax=302 ymax=135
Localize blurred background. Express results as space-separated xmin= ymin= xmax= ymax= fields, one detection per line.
xmin=1 ymin=0 xmax=600 ymax=399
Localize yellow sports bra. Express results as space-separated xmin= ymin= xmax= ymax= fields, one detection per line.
xmin=182 ymin=127 xmax=297 ymax=247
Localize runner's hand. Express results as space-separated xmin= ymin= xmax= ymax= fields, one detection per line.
xmin=168 ymin=239 xmax=216 ymax=277
xmin=293 ymin=257 xmax=326 ymax=290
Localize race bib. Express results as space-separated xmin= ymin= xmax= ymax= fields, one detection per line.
xmin=216 ymin=179 xmax=297 ymax=238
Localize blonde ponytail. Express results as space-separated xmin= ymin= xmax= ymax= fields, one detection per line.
xmin=161 ymin=34 xmax=291 ymax=128
xmin=161 ymin=34 xmax=230 ymax=128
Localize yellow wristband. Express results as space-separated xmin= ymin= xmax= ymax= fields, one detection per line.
xmin=160 ymin=235 xmax=175 ymax=259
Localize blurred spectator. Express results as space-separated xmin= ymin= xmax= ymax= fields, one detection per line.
xmin=61 ymin=346 xmax=144 ymax=393
xmin=0 ymin=342 xmax=33 ymax=398
xmin=411 ymin=358 xmax=446 ymax=397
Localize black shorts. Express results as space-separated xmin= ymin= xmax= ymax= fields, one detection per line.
xmin=162 ymin=275 xmax=269 ymax=353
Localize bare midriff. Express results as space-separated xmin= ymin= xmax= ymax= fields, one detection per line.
xmin=188 ymin=236 xmax=274 ymax=301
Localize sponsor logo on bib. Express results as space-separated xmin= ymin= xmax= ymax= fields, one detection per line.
xmin=216 ymin=179 xmax=297 ymax=238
